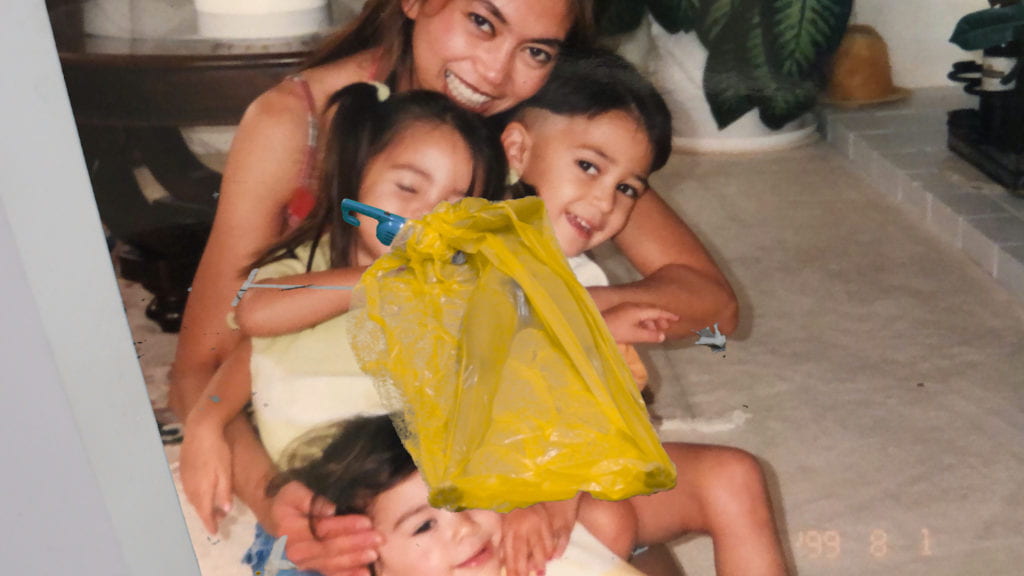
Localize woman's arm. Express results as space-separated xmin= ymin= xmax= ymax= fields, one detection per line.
xmin=180 ymin=339 xmax=255 ymax=532
xmin=169 ymin=84 xmax=311 ymax=419
xmin=592 ymin=190 xmax=738 ymax=339
xmin=235 ymin=266 xmax=368 ymax=337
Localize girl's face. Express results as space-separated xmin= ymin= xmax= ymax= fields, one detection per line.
xmin=371 ymin=472 xmax=504 ymax=576
xmin=402 ymin=0 xmax=573 ymax=116
xmin=506 ymin=110 xmax=654 ymax=257
xmin=353 ymin=121 xmax=476 ymax=265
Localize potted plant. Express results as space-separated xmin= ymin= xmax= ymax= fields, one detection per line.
xmin=594 ymin=0 xmax=853 ymax=152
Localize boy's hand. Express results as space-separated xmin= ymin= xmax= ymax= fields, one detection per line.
xmin=179 ymin=418 xmax=233 ymax=534
xmin=501 ymin=496 xmax=581 ymax=576
xmin=271 ymin=481 xmax=382 ymax=576
xmin=602 ymin=303 xmax=679 ymax=344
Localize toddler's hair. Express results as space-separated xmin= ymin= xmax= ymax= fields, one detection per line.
xmin=507 ymin=48 xmax=672 ymax=173
xmin=250 ymin=83 xmax=507 ymax=273
xmin=268 ymin=414 xmax=416 ymax=518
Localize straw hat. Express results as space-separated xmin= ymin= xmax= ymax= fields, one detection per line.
xmin=824 ymin=24 xmax=910 ymax=107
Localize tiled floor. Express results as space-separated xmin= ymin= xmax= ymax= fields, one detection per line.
xmin=821 ymin=86 xmax=1024 ymax=302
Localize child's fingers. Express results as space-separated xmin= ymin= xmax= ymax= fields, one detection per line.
xmin=502 ymin=524 xmax=526 ymax=576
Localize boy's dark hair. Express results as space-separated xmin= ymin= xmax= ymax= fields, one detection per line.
xmin=507 ymin=48 xmax=673 ymax=173
xmin=268 ymin=414 xmax=416 ymax=519
xmin=304 ymin=0 xmax=596 ymax=87
xmin=249 ymin=83 xmax=508 ymax=272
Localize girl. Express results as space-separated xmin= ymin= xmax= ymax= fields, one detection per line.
xmin=252 ymin=414 xmax=646 ymax=576
xmin=170 ymin=2 xmax=737 ymax=560
xmin=494 ymin=49 xmax=789 ymax=576
xmin=179 ymin=82 xmax=508 ymax=540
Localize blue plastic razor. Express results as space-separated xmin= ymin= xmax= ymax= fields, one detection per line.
xmin=341 ymin=199 xmax=407 ymax=246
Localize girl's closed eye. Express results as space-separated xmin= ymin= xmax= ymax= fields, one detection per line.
xmin=396 ymin=182 xmax=418 ymax=194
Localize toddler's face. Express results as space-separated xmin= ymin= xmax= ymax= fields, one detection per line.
xmin=371 ymin=472 xmax=504 ymax=576
xmin=513 ymin=110 xmax=654 ymax=257
xmin=354 ymin=121 xmax=476 ymax=265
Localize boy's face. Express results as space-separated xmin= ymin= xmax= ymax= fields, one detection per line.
xmin=371 ymin=472 xmax=504 ymax=576
xmin=505 ymin=110 xmax=654 ymax=257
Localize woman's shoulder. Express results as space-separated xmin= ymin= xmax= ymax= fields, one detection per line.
xmin=240 ymin=48 xmax=382 ymax=131
xmin=300 ymin=49 xmax=386 ymax=102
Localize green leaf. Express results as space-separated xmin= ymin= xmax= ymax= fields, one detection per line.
xmin=704 ymin=6 xmax=758 ymax=129
xmin=647 ymin=0 xmax=700 ymax=34
xmin=705 ymin=1 xmax=818 ymax=130
xmin=764 ymin=0 xmax=852 ymax=79
xmin=698 ymin=0 xmax=746 ymax=46
xmin=593 ymin=0 xmax=649 ymax=37
xmin=950 ymin=3 xmax=1024 ymax=51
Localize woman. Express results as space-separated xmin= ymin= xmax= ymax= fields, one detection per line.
xmin=169 ymin=0 xmax=737 ymax=573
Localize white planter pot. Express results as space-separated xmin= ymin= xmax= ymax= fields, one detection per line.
xmin=194 ymin=0 xmax=329 ymax=38
xmin=616 ymin=18 xmax=818 ymax=154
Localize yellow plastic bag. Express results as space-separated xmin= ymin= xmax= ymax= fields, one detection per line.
xmin=348 ymin=197 xmax=676 ymax=511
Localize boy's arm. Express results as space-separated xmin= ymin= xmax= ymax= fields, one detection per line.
xmin=597 ymin=190 xmax=738 ymax=338
xmin=235 ymin=266 xmax=368 ymax=337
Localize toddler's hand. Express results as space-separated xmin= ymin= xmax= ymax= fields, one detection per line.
xmin=179 ymin=418 xmax=233 ymax=534
xmin=271 ymin=481 xmax=382 ymax=576
xmin=602 ymin=303 xmax=679 ymax=344
xmin=501 ymin=496 xmax=580 ymax=576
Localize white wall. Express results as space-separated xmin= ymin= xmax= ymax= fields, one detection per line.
xmin=851 ymin=0 xmax=986 ymax=88
xmin=0 ymin=2 xmax=200 ymax=574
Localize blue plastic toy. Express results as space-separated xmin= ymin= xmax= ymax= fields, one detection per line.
xmin=341 ymin=198 xmax=407 ymax=246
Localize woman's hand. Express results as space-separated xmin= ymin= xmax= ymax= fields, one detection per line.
xmin=501 ymin=496 xmax=580 ymax=576
xmin=271 ymin=481 xmax=383 ymax=576
xmin=179 ymin=418 xmax=233 ymax=535
xmin=602 ymin=303 xmax=679 ymax=344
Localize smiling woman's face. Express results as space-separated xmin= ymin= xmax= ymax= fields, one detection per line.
xmin=402 ymin=0 xmax=573 ymax=116
xmin=371 ymin=472 xmax=504 ymax=576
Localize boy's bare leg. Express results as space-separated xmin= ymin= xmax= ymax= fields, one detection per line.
xmin=630 ymin=443 xmax=788 ymax=576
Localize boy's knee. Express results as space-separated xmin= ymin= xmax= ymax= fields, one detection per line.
xmin=708 ymin=448 xmax=769 ymax=507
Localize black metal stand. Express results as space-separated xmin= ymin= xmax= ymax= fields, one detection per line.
xmin=947 ymin=57 xmax=1024 ymax=195
xmin=947 ymin=108 xmax=1024 ymax=194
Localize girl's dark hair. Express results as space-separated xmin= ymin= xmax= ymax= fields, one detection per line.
xmin=249 ymin=83 xmax=507 ymax=272
xmin=268 ymin=414 xmax=416 ymax=520
xmin=303 ymin=0 xmax=596 ymax=87
xmin=507 ymin=48 xmax=673 ymax=173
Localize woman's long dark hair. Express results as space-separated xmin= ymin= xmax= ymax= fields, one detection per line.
xmin=248 ymin=83 xmax=507 ymax=273
xmin=303 ymin=0 xmax=596 ymax=88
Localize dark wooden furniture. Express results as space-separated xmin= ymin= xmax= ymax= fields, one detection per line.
xmin=49 ymin=0 xmax=336 ymax=330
